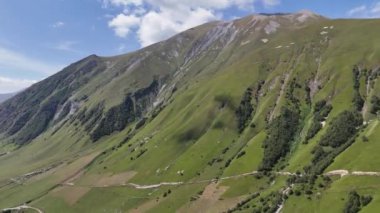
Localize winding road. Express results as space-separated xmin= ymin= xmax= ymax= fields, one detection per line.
xmin=59 ymin=169 xmax=380 ymax=190
xmin=3 ymin=169 xmax=379 ymax=213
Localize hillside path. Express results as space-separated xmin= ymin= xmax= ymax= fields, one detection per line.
xmin=2 ymin=205 xmax=43 ymax=213
xmin=61 ymin=169 xmax=380 ymax=190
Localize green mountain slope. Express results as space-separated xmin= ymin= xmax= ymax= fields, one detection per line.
xmin=1 ymin=11 xmax=380 ymax=212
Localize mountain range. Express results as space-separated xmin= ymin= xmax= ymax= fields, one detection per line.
xmin=1 ymin=10 xmax=380 ymax=212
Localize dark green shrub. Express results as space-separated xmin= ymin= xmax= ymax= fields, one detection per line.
xmin=236 ymin=88 xmax=254 ymax=133
xmin=319 ymin=111 xmax=362 ymax=147
xmin=344 ymin=191 xmax=361 ymax=213
xmin=259 ymin=108 xmax=300 ymax=171
xmin=370 ymin=96 xmax=380 ymax=114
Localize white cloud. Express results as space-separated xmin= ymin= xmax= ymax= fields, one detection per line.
xmin=108 ymin=14 xmax=140 ymax=37
xmin=0 ymin=46 xmax=63 ymax=75
xmin=104 ymin=0 xmax=282 ymax=47
xmin=347 ymin=2 xmax=380 ymax=18
xmin=52 ymin=21 xmax=65 ymax=28
xmin=0 ymin=76 xmax=37 ymax=93
xmin=137 ymin=7 xmax=217 ymax=46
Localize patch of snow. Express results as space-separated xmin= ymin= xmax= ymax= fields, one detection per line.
xmin=323 ymin=26 xmax=329 ymax=29
xmin=261 ymin=38 xmax=269 ymax=43
xmin=320 ymin=31 xmax=328 ymax=35
xmin=330 ymin=25 xmax=334 ymax=29
xmin=264 ymin=21 xmax=280 ymax=34
xmin=275 ymin=45 xmax=283 ymax=49
xmin=290 ymin=42 xmax=295 ymax=45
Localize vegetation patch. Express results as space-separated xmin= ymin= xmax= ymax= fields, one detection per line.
xmin=236 ymin=88 xmax=254 ymax=133
xmin=370 ymin=96 xmax=380 ymax=115
xmin=343 ymin=191 xmax=372 ymax=213
xmin=306 ymin=111 xmax=362 ymax=175
xmin=352 ymin=66 xmax=365 ymax=111
xmin=305 ymin=100 xmax=332 ymax=142
xmin=259 ymin=108 xmax=300 ymax=171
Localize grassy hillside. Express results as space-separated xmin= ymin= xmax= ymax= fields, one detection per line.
xmin=1 ymin=12 xmax=380 ymax=212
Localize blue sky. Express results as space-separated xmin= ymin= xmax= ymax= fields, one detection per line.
xmin=0 ymin=0 xmax=379 ymax=93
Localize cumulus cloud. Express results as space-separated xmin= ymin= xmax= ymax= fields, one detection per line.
xmin=108 ymin=14 xmax=140 ymax=37
xmin=0 ymin=76 xmax=37 ymax=93
xmin=104 ymin=0 xmax=282 ymax=47
xmin=0 ymin=46 xmax=63 ymax=75
xmin=137 ymin=7 xmax=217 ymax=46
xmin=347 ymin=2 xmax=380 ymax=18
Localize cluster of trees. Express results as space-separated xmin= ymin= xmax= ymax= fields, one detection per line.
xmin=306 ymin=100 xmax=332 ymax=142
xmin=236 ymin=88 xmax=254 ymax=133
xmin=344 ymin=191 xmax=372 ymax=213
xmin=352 ymin=66 xmax=365 ymax=111
xmin=286 ymin=78 xmax=302 ymax=105
xmin=260 ymin=108 xmax=300 ymax=171
xmin=227 ymin=192 xmax=260 ymax=213
xmin=370 ymin=96 xmax=380 ymax=114
xmin=307 ymin=111 xmax=362 ymax=175
xmin=319 ymin=111 xmax=362 ymax=147
xmin=230 ymin=192 xmax=283 ymax=213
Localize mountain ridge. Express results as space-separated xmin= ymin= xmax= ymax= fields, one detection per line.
xmin=1 ymin=11 xmax=380 ymax=212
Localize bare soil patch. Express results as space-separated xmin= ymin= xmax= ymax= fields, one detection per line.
xmin=51 ymin=186 xmax=91 ymax=205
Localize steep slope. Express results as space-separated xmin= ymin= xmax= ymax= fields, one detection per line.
xmin=1 ymin=11 xmax=380 ymax=212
